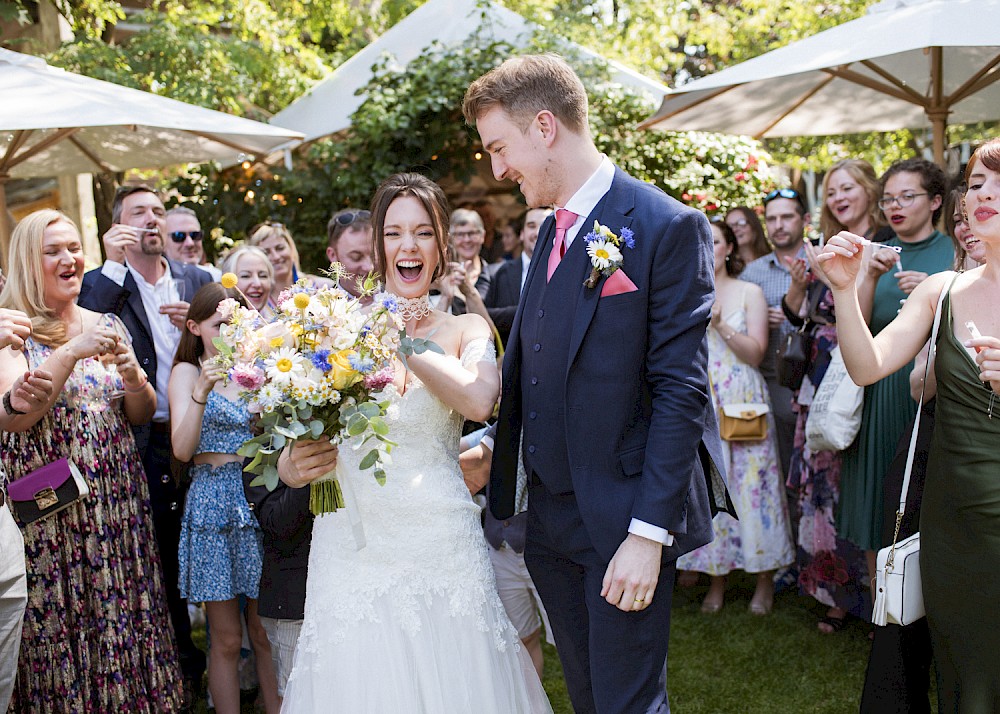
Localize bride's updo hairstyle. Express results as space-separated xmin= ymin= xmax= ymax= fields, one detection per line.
xmin=370 ymin=173 xmax=451 ymax=283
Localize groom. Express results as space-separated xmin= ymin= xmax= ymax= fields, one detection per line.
xmin=464 ymin=55 xmax=731 ymax=714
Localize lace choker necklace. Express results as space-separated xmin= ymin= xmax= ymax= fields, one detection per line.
xmin=394 ymin=294 xmax=433 ymax=322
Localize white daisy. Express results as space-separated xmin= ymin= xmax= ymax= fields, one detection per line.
xmin=586 ymin=239 xmax=623 ymax=270
xmin=265 ymin=347 xmax=305 ymax=385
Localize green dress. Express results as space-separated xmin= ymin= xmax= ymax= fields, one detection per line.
xmin=838 ymin=230 xmax=953 ymax=551
xmin=922 ymin=290 xmax=1000 ymax=712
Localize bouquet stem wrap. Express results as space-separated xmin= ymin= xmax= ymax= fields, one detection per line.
xmin=309 ymin=461 xmax=367 ymax=550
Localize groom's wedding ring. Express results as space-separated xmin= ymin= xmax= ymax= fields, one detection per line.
xmin=633 ymin=597 xmax=644 ymax=603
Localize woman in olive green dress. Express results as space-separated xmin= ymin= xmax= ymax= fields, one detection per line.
xmin=818 ymin=139 xmax=1000 ymax=713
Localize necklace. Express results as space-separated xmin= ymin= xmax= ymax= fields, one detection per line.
xmin=394 ymin=294 xmax=433 ymax=322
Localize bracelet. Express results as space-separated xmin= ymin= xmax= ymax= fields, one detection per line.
xmin=2 ymin=390 xmax=25 ymax=416
xmin=723 ymin=331 xmax=735 ymax=342
xmin=191 ymin=393 xmax=207 ymax=406
xmin=124 ymin=374 xmax=149 ymax=393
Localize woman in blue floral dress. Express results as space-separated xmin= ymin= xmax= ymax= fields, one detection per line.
xmin=0 ymin=210 xmax=183 ymax=712
xmin=677 ymin=220 xmax=794 ymax=614
xmin=169 ymin=282 xmax=277 ymax=713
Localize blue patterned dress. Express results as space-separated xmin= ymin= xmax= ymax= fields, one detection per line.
xmin=0 ymin=314 xmax=183 ymax=712
xmin=177 ymin=389 xmax=263 ymax=602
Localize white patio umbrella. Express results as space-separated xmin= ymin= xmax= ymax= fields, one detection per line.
xmin=640 ymin=0 xmax=1000 ymax=166
xmin=273 ymin=0 xmax=670 ymax=142
xmin=0 ymin=47 xmax=304 ymax=257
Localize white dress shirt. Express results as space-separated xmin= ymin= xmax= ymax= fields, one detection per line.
xmin=101 ymin=259 xmax=182 ymax=422
xmin=554 ymin=155 xmax=675 ymax=548
xmin=519 ymin=251 xmax=532 ymax=291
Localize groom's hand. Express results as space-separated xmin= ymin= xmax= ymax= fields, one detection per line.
xmin=601 ymin=533 xmax=662 ymax=612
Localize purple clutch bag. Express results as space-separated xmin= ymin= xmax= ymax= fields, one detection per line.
xmin=7 ymin=458 xmax=89 ymax=525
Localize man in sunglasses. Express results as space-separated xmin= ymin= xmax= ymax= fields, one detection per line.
xmin=326 ymin=208 xmax=375 ymax=301
xmin=165 ymin=206 xmax=221 ymax=280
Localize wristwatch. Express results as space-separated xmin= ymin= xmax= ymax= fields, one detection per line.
xmin=3 ymin=390 xmax=25 ymax=416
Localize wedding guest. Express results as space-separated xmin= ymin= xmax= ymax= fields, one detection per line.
xmin=0 ymin=209 xmax=183 ymax=712
xmin=78 ymin=185 xmax=212 ymax=700
xmin=169 ymin=282 xmax=277 ymax=714
xmin=166 ymin=206 xmax=222 ymax=280
xmin=249 ymin=222 xmax=333 ymax=302
xmin=944 ymin=187 xmax=986 ymax=270
xmin=326 ymin=208 xmax=375 ymax=299
xmin=838 ymin=158 xmax=953 ymax=583
xmin=677 ymin=219 xmax=793 ymax=615
xmin=726 ymin=206 xmax=770 ymax=266
xmin=436 ymin=208 xmax=493 ymax=316
xmin=820 ymin=137 xmax=1000 ymax=714
xmin=220 ymin=246 xmax=274 ymax=320
xmin=784 ymin=160 xmax=880 ymax=633
xmin=0 ymin=307 xmax=50 ymax=713
xmin=497 ymin=218 xmax=521 ymax=262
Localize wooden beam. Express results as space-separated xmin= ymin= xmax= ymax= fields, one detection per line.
xmin=0 ymin=127 xmax=81 ymax=170
xmin=185 ymin=130 xmax=259 ymax=157
xmin=0 ymin=130 xmax=33 ymax=173
xmin=67 ymin=135 xmax=114 ymax=174
xmin=947 ymin=52 xmax=1000 ymax=105
xmin=637 ymin=84 xmax=743 ymax=130
xmin=755 ymin=74 xmax=835 ymax=137
xmin=821 ymin=66 xmax=929 ymax=108
xmin=859 ymin=60 xmax=927 ymax=104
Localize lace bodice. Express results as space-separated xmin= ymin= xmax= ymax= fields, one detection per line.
xmin=298 ymin=337 xmax=504 ymax=647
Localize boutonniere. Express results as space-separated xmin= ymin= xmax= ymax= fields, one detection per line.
xmin=583 ymin=221 xmax=635 ymax=289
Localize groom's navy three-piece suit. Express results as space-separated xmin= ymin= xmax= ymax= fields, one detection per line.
xmin=491 ymin=166 xmax=731 ymax=714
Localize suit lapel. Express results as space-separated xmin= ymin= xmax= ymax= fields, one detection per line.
xmin=566 ymin=171 xmax=636 ymax=370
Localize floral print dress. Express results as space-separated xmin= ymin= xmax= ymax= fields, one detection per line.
xmin=678 ymin=285 xmax=794 ymax=575
xmin=0 ymin=314 xmax=183 ymax=712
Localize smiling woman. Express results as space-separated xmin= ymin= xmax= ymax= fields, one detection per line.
xmin=0 ymin=210 xmax=180 ymax=712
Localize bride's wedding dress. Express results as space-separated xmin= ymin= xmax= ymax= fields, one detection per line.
xmin=281 ymin=338 xmax=551 ymax=713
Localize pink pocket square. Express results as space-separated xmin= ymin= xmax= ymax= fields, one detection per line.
xmin=600 ymin=269 xmax=638 ymax=297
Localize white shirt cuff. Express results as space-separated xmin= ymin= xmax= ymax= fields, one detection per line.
xmin=101 ymin=260 xmax=128 ymax=287
xmin=628 ymin=518 xmax=674 ymax=546
xmin=479 ymin=433 xmax=495 ymax=453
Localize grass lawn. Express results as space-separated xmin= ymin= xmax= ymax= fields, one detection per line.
xmin=193 ymin=572 xmax=877 ymax=713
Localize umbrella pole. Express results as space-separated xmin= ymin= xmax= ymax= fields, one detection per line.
xmin=930 ymin=111 xmax=947 ymax=168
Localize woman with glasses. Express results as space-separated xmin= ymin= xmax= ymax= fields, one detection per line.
xmin=725 ymin=206 xmax=770 ymax=266
xmin=783 ymin=159 xmax=884 ymax=633
xmin=838 ymin=158 xmax=954 ymax=590
xmin=248 ymin=223 xmax=333 ymax=305
xmin=436 ymin=209 xmax=493 ymax=316
xmin=820 ymin=139 xmax=1000 ymax=713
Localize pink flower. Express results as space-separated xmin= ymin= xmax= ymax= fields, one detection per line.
xmin=364 ymin=367 xmax=394 ymax=391
xmin=217 ymin=298 xmax=239 ymax=319
xmin=231 ymin=364 xmax=266 ymax=391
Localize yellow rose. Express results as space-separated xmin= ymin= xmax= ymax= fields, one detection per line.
xmin=328 ymin=349 xmax=362 ymax=390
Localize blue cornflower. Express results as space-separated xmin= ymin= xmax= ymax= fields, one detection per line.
xmin=619 ymin=226 xmax=635 ymax=249
xmin=375 ymin=293 xmax=399 ymax=313
xmin=348 ymin=353 xmax=375 ymax=374
xmin=582 ymin=230 xmax=600 ymax=244
xmin=310 ymin=349 xmax=332 ymax=372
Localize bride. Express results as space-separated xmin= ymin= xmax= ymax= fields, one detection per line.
xmin=277 ymin=173 xmax=552 ymax=713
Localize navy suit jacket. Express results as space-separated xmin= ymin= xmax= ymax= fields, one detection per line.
xmin=483 ymin=257 xmax=523 ymax=344
xmin=78 ymin=259 xmax=212 ymax=450
xmin=490 ymin=167 xmax=733 ymax=563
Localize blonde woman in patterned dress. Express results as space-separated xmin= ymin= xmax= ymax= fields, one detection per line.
xmin=677 ymin=219 xmax=794 ymax=615
xmin=0 ymin=210 xmax=183 ymax=712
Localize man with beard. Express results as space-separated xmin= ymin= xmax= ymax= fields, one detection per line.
xmin=79 ymin=185 xmax=211 ymax=709
xmin=740 ymin=188 xmax=811 ymax=477
xmin=165 ymin=206 xmax=221 ymax=280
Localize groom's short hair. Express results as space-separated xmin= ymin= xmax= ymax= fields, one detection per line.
xmin=463 ymin=53 xmax=589 ymax=135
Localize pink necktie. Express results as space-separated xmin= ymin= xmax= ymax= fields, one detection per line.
xmin=546 ymin=209 xmax=579 ymax=282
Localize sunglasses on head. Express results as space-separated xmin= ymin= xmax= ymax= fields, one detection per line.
xmin=764 ymin=188 xmax=801 ymax=204
xmin=169 ymin=231 xmax=203 ymax=243
xmin=333 ymin=210 xmax=371 ymax=226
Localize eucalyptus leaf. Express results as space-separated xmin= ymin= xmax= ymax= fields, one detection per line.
xmin=310 ymin=420 xmax=325 ymax=438
xmin=359 ymin=449 xmax=379 ymax=471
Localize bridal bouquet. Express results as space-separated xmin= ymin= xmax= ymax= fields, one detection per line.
xmin=212 ymin=268 xmax=417 ymax=517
